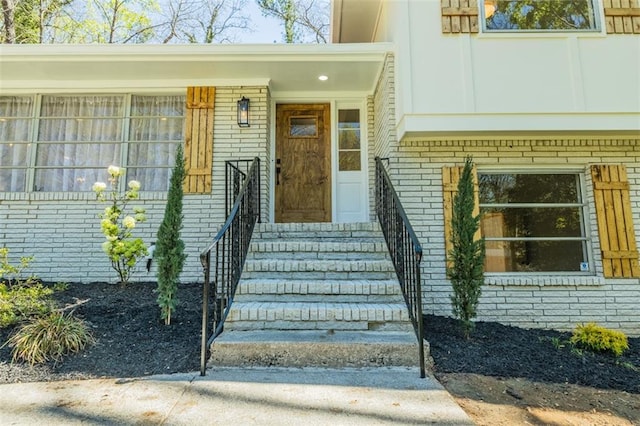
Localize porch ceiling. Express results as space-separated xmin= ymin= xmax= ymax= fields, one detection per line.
xmin=0 ymin=43 xmax=391 ymax=93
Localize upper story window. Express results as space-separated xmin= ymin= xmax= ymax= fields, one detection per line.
xmin=479 ymin=172 xmax=590 ymax=273
xmin=483 ymin=0 xmax=600 ymax=32
xmin=0 ymin=94 xmax=185 ymax=192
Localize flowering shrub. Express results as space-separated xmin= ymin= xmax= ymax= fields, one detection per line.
xmin=94 ymin=166 xmax=148 ymax=285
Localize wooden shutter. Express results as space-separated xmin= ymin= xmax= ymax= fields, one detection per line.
xmin=441 ymin=0 xmax=479 ymax=34
xmin=442 ymin=165 xmax=480 ymax=265
xmin=184 ymin=87 xmax=215 ymax=194
xmin=591 ymin=165 xmax=640 ymax=278
xmin=603 ymin=0 xmax=640 ymax=34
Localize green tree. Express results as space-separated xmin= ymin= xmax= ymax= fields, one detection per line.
xmin=1 ymin=0 xmax=72 ymax=43
xmin=447 ymin=156 xmax=485 ymax=338
xmin=256 ymin=0 xmax=328 ymax=43
xmin=1 ymin=0 xmax=17 ymax=42
xmin=155 ymin=144 xmax=186 ymax=325
xmin=3 ymin=0 xmax=253 ymax=44
xmin=54 ymin=0 xmax=158 ymax=43
xmin=177 ymin=0 xmax=249 ymax=43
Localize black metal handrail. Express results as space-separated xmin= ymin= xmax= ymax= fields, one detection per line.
xmin=199 ymin=157 xmax=260 ymax=376
xmin=375 ymin=157 xmax=426 ymax=378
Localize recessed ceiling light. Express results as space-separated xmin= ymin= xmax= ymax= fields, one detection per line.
xmin=318 ymin=75 xmax=329 ymax=81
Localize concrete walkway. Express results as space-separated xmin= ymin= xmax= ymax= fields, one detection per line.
xmin=0 ymin=367 xmax=473 ymax=425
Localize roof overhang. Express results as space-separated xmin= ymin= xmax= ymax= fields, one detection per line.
xmin=0 ymin=43 xmax=392 ymax=93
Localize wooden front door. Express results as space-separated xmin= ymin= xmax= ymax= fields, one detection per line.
xmin=275 ymin=104 xmax=331 ymax=223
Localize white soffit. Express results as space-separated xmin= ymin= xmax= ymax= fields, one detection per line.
xmin=332 ymin=0 xmax=382 ymax=43
xmin=0 ymin=43 xmax=392 ymax=92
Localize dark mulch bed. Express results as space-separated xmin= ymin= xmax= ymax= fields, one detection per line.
xmin=0 ymin=281 xmax=202 ymax=383
xmin=2 ymin=282 xmax=639 ymax=395
xmin=424 ymin=314 xmax=640 ymax=394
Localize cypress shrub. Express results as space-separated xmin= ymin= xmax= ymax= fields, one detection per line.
xmin=447 ymin=156 xmax=485 ymax=338
xmin=156 ymin=145 xmax=187 ymax=325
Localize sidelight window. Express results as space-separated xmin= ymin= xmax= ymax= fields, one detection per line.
xmin=338 ymin=109 xmax=361 ymax=171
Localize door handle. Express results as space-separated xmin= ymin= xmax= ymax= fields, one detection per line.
xmin=276 ymin=159 xmax=281 ymax=185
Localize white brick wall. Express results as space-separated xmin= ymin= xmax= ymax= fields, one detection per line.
xmin=211 ymin=87 xmax=270 ymax=224
xmin=370 ymin=53 xmax=397 ymax=220
xmin=0 ymin=85 xmax=270 ymax=285
xmin=391 ymin=138 xmax=640 ymax=335
xmin=367 ymin=95 xmax=376 ymax=220
xmin=373 ymin=54 xmax=396 ymax=161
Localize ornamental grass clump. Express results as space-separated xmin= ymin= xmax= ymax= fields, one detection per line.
xmin=7 ymin=311 xmax=94 ymax=365
xmin=94 ymin=165 xmax=148 ymax=285
xmin=570 ymin=322 xmax=629 ymax=357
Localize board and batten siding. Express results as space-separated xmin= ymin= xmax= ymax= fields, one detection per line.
xmin=184 ymin=86 xmax=215 ymax=194
xmin=603 ymin=0 xmax=640 ymax=34
xmin=440 ymin=0 xmax=479 ymax=34
xmin=390 ymin=139 xmax=640 ymax=335
xmin=591 ymin=164 xmax=640 ymax=278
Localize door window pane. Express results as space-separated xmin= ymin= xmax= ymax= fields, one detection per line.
xmin=290 ymin=117 xmax=317 ymax=137
xmin=338 ymin=109 xmax=361 ymax=171
xmin=339 ymin=151 xmax=361 ymax=171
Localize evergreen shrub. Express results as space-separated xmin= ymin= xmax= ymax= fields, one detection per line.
xmin=570 ymin=322 xmax=629 ymax=357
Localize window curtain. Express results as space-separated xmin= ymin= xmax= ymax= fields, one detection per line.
xmin=36 ymin=96 xmax=123 ymax=191
xmin=0 ymin=96 xmax=33 ymax=192
xmin=127 ymin=95 xmax=185 ymax=191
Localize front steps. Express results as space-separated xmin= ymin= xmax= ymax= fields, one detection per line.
xmin=209 ymin=222 xmax=424 ymax=369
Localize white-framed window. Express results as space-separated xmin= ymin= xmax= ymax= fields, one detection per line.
xmin=0 ymin=96 xmax=33 ymax=192
xmin=337 ymin=109 xmax=361 ymax=172
xmin=478 ymin=171 xmax=591 ymax=273
xmin=482 ymin=0 xmax=600 ymax=32
xmin=0 ymin=94 xmax=185 ymax=192
xmin=126 ymin=95 xmax=185 ymax=191
xmin=333 ymin=101 xmax=368 ymax=223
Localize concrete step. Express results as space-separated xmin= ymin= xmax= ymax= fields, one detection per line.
xmin=248 ymin=240 xmax=389 ymax=260
xmin=242 ymin=259 xmax=396 ymax=280
xmin=207 ymin=221 xmax=426 ymax=372
xmin=209 ymin=330 xmax=424 ymax=368
xmin=254 ymin=222 xmax=383 ymax=240
xmin=225 ymin=301 xmax=412 ymax=332
xmin=236 ymin=279 xmax=403 ymax=302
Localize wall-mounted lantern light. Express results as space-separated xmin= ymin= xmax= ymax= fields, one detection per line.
xmin=237 ymin=96 xmax=250 ymax=127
